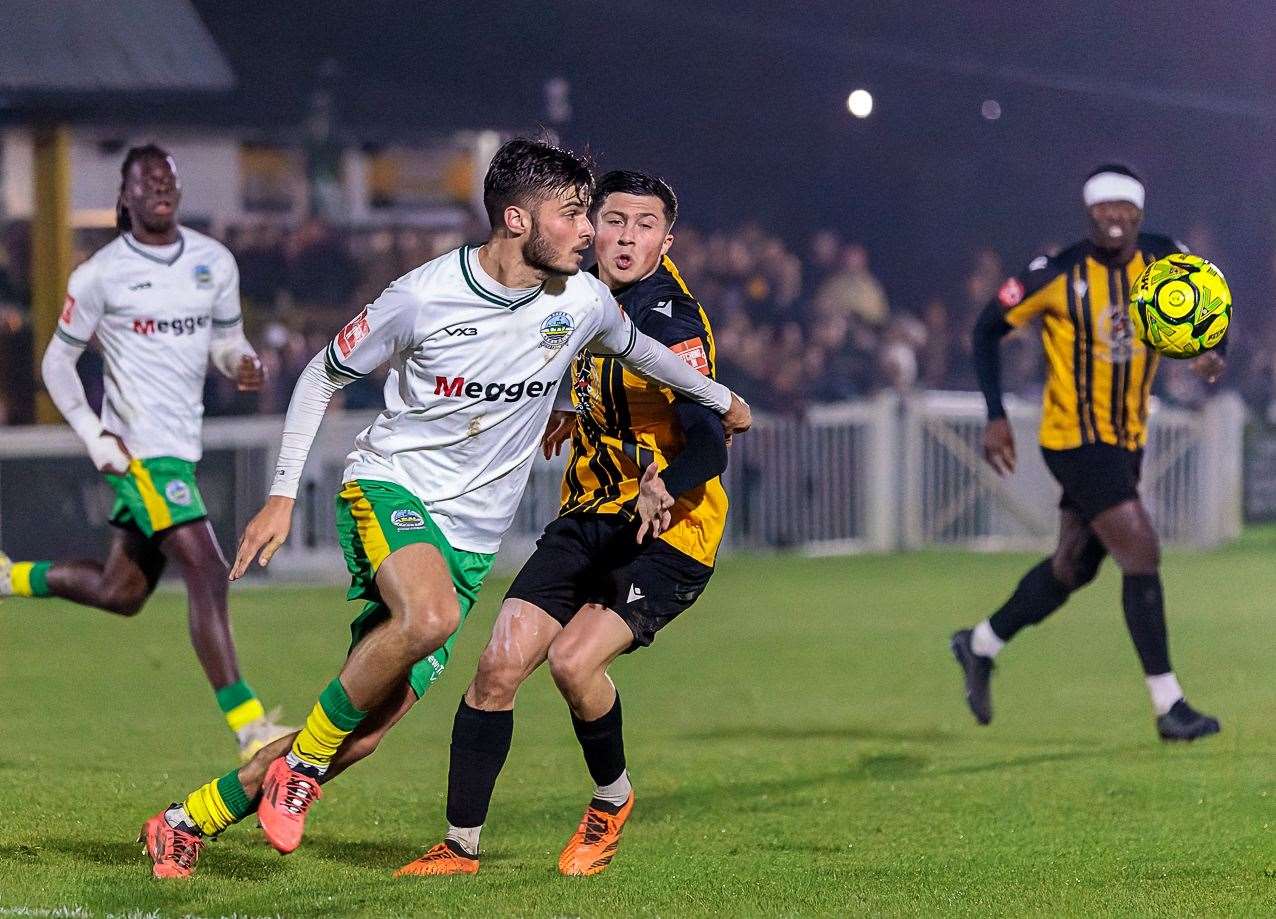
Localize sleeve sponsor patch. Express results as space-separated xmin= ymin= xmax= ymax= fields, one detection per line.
xmin=335 ymin=307 xmax=371 ymax=357
xmin=671 ymin=337 xmax=710 ymax=375
xmin=997 ymin=277 xmax=1024 ymax=309
xmin=60 ymin=294 xmax=76 ymax=324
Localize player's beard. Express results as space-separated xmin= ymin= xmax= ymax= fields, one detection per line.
xmin=129 ymin=204 xmax=177 ymax=237
xmin=523 ymin=218 xmax=579 ymax=278
xmin=135 ymin=214 xmax=176 ymax=236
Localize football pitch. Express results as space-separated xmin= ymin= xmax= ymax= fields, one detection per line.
xmin=2 ymin=533 xmax=1273 ymax=918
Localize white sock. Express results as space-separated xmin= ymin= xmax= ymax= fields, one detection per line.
xmin=1145 ymin=672 xmax=1184 ymax=716
xmin=593 ymin=770 xmax=632 ymax=807
xmin=446 ymin=824 xmax=482 ymax=856
xmin=285 ymin=750 xmax=326 ymax=778
xmin=970 ymin=620 xmax=1006 ymax=659
xmin=164 ymin=804 xmax=198 ymax=833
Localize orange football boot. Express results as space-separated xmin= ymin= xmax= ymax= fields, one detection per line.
xmin=257 ymin=756 xmax=322 ymax=854
xmin=557 ymin=793 xmax=634 ymax=876
xmin=394 ymin=839 xmax=480 ymax=877
xmin=139 ymin=809 xmax=204 ymax=879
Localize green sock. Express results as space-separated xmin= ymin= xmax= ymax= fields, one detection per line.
xmin=289 ymin=677 xmax=366 ymax=773
xmin=10 ymin=561 xmax=53 ymax=597
xmin=182 ymin=768 xmax=255 ymax=836
xmin=216 ymin=679 xmax=265 ymax=733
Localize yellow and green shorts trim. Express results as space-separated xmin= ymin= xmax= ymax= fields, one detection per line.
xmin=106 ymin=456 xmax=207 ymax=538
xmin=336 ymin=479 xmax=494 ymax=699
xmin=9 ymin=561 xmax=53 ymax=597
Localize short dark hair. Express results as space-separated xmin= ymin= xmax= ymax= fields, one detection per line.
xmin=591 ymin=170 xmax=678 ymax=227
xmin=117 ymin=143 xmax=173 ymax=233
xmin=482 ymin=138 xmax=594 ymax=230
xmin=1086 ymin=162 xmax=1142 ymax=183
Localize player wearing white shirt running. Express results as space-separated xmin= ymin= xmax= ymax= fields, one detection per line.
xmin=139 ymin=138 xmax=751 ymax=879
xmin=1 ymin=146 xmax=290 ymax=761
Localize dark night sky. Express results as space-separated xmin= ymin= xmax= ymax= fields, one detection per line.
xmin=181 ymin=0 xmax=1276 ymax=309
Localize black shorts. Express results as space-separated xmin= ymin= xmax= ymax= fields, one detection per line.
xmin=505 ymin=513 xmax=714 ymax=652
xmin=1041 ymin=444 xmax=1143 ymax=522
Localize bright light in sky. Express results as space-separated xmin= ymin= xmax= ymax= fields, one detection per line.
xmin=847 ymin=88 xmax=873 ymax=119
xmin=981 ymin=99 xmax=1002 ymax=120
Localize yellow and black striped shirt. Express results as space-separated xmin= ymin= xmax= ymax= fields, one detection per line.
xmin=560 ymin=256 xmax=728 ymax=567
xmin=996 ymin=233 xmax=1185 ymax=451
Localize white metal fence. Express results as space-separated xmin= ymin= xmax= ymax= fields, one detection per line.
xmin=0 ymin=392 xmax=1244 ymax=580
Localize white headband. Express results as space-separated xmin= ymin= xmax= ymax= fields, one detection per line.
xmin=1083 ymin=172 xmax=1144 ymax=210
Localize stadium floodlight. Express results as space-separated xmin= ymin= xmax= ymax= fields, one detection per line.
xmin=846 ymin=89 xmax=873 ymax=118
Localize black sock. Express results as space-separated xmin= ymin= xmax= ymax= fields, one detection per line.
xmin=987 ymin=558 xmax=1072 ymax=642
xmin=445 ymin=698 xmax=513 ymax=829
xmin=571 ymin=693 xmax=625 ymax=788
xmin=1122 ymin=573 xmax=1172 ymax=675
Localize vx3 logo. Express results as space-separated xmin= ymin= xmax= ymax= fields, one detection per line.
xmin=445 ymin=326 xmax=478 ymax=337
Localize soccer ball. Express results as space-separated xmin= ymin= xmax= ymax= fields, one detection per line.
xmin=1128 ymin=254 xmax=1231 ymax=359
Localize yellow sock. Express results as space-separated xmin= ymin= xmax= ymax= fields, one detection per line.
xmin=217 ymin=679 xmax=265 ymax=733
xmin=9 ymin=561 xmax=53 ymax=597
xmin=183 ymin=770 xmax=252 ymax=836
xmin=289 ymin=678 xmax=366 ymax=772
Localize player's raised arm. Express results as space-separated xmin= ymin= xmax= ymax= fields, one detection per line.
xmin=587 ymin=296 xmax=751 ymax=435
xmin=231 ymin=286 xmax=420 ymax=579
xmin=41 ymin=260 xmax=131 ymax=475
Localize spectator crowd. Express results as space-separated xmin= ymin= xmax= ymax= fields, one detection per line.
xmin=0 ymin=217 xmax=1271 ymax=425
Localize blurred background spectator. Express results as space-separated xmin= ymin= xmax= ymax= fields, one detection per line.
xmin=0 ymin=210 xmax=1263 ymax=422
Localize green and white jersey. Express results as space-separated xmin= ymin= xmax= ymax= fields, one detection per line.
xmin=57 ymin=227 xmax=243 ymax=462
xmin=298 ymin=246 xmax=646 ymax=554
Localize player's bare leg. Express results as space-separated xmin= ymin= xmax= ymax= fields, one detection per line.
xmin=546 ymin=605 xmax=636 ymax=876
xmin=157 ymin=521 xmax=239 ymax=688
xmin=40 ymin=526 xmax=164 ymax=615
xmin=258 ymin=543 xmax=459 ymax=853
xmin=154 ymin=520 xmax=293 ymax=758
xmin=1089 ymin=499 xmax=1219 ymax=740
xmin=237 ymin=680 xmax=417 ymax=794
xmin=952 ymin=509 xmax=1105 ymax=723
xmin=340 ymin=544 xmax=460 ymax=708
xmin=397 ymin=598 xmax=560 ymax=876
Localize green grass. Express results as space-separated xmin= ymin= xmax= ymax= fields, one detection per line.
xmin=2 ymin=536 xmax=1274 ymax=917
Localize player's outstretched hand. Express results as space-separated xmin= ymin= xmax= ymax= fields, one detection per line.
xmin=88 ymin=430 xmax=132 ymax=476
xmin=542 ymin=410 xmax=577 ymax=459
xmin=1190 ymin=350 xmax=1225 ymax=384
xmin=983 ymin=418 xmax=1016 ymax=476
xmin=230 ymin=495 xmax=295 ymax=580
xmin=236 ymin=354 xmax=265 ymax=392
xmin=722 ymin=392 xmax=752 ymax=447
xmin=636 ymin=462 xmax=674 ymax=543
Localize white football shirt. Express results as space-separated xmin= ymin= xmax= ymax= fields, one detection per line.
xmin=318 ymin=245 xmax=646 ymax=554
xmin=57 ymin=227 xmax=243 ymax=462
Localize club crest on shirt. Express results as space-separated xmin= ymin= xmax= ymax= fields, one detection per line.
xmin=193 ymin=264 xmax=213 ymax=289
xmin=390 ymin=508 xmax=426 ymax=531
xmin=539 ymin=311 xmax=575 ymax=350
xmin=165 ymin=479 xmax=193 ymax=507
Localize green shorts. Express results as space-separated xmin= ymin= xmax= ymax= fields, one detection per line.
xmin=336 ymin=478 xmax=494 ymax=700
xmin=106 ymin=457 xmax=208 ymax=538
